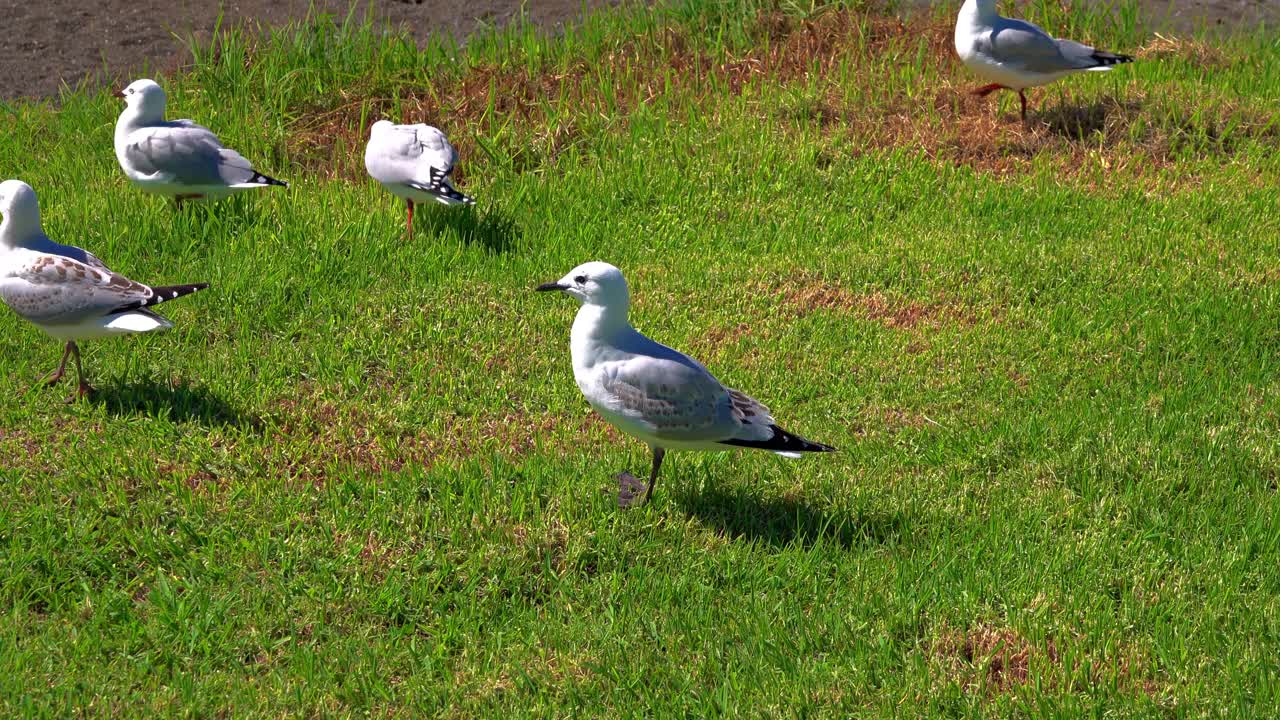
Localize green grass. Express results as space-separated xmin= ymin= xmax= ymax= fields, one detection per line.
xmin=2 ymin=0 xmax=1280 ymax=715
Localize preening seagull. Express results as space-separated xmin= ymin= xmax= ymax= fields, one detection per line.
xmin=954 ymin=0 xmax=1133 ymax=121
xmin=0 ymin=180 xmax=209 ymax=401
xmin=536 ymin=262 xmax=835 ymax=508
xmin=113 ymin=79 xmax=287 ymax=207
xmin=365 ymin=120 xmax=475 ymax=237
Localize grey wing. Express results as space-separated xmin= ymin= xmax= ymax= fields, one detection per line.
xmin=984 ymin=19 xmax=1075 ymax=73
xmin=124 ymin=125 xmax=258 ymax=186
xmin=1054 ymin=38 xmax=1129 ymax=69
xmin=599 ymin=355 xmax=743 ymax=442
xmin=725 ymin=388 xmax=778 ymax=430
xmin=0 ymin=255 xmax=153 ymax=325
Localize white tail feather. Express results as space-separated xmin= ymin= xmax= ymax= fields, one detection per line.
xmin=103 ymin=311 xmax=173 ymax=334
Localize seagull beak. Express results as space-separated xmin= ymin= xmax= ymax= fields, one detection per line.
xmin=535 ymin=282 xmax=567 ymax=293
xmin=112 ymin=89 xmax=126 ymax=98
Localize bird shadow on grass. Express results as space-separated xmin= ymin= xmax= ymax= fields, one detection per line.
xmin=419 ymin=206 xmax=521 ymax=254
xmin=1038 ymin=96 xmax=1142 ymax=141
xmin=676 ymin=484 xmax=907 ymax=551
xmin=93 ymin=380 xmax=258 ymax=429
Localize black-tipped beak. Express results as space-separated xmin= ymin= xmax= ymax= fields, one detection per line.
xmin=535 ymin=282 xmax=567 ymax=293
xmin=112 ymin=90 xmax=126 ymax=98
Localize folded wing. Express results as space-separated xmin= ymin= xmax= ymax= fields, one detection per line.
xmin=984 ymin=20 xmax=1075 ymax=73
xmin=123 ymin=124 xmax=262 ymax=186
xmin=599 ymin=354 xmax=776 ymax=445
xmin=0 ymin=254 xmax=158 ymax=325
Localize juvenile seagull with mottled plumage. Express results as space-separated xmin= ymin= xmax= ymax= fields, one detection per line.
xmin=536 ymin=261 xmax=835 ymax=508
xmin=0 ymin=180 xmax=208 ymax=401
xmin=955 ymin=0 xmax=1133 ymax=121
xmin=113 ymin=78 xmax=287 ymax=207
xmin=364 ymin=120 xmax=475 ymax=237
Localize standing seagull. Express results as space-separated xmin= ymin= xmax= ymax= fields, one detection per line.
xmin=954 ymin=0 xmax=1133 ymax=121
xmin=364 ymin=120 xmax=475 ymax=237
xmin=0 ymin=180 xmax=208 ymax=401
xmin=113 ymin=79 xmax=287 ymax=207
xmin=536 ymin=262 xmax=835 ymax=508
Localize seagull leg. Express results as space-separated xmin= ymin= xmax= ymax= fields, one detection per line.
xmin=66 ymin=342 xmax=93 ymax=403
xmin=40 ymin=342 xmax=73 ymax=387
xmin=406 ymin=199 xmax=415 ymax=238
xmin=1019 ymin=90 xmax=1028 ymax=122
xmin=643 ymin=447 xmax=666 ymax=503
xmin=615 ymin=446 xmax=665 ymax=509
xmin=970 ymin=83 xmax=1005 ymax=98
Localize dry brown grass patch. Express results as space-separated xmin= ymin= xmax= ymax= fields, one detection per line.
xmin=259 ymin=382 xmax=624 ymax=482
xmin=931 ymin=623 xmax=1055 ymax=693
xmin=930 ymin=621 xmax=1164 ymax=699
xmin=762 ymin=273 xmax=980 ymax=329
xmin=285 ymin=8 xmax=1271 ymax=192
xmin=0 ymin=427 xmax=40 ymax=460
xmin=285 ymin=9 xmax=951 ymax=177
xmin=1138 ymin=33 xmax=1227 ymax=67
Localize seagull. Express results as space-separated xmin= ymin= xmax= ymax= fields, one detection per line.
xmin=536 ymin=262 xmax=835 ymax=508
xmin=113 ymin=79 xmax=287 ymax=208
xmin=364 ymin=120 xmax=475 ymax=237
xmin=954 ymin=0 xmax=1133 ymax=121
xmin=0 ymin=180 xmax=209 ymax=401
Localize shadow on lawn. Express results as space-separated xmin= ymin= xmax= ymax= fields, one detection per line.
xmin=94 ymin=381 xmax=256 ymax=428
xmin=1038 ymin=95 xmax=1141 ymax=141
xmin=419 ymin=206 xmax=521 ymax=253
xmin=677 ymin=485 xmax=906 ymax=550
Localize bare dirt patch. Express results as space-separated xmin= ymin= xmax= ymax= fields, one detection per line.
xmin=5 ymin=0 xmax=1277 ymax=103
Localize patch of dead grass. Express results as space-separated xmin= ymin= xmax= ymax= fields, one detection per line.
xmin=0 ymin=427 xmax=40 ymax=461
xmin=251 ymin=382 xmax=624 ymax=483
xmin=759 ymin=273 xmax=982 ymax=329
xmin=931 ymin=623 xmax=1051 ymax=692
xmin=283 ymin=8 xmax=1273 ymax=188
xmin=929 ymin=621 xmax=1162 ymax=699
xmin=1138 ymin=32 xmax=1227 ymax=67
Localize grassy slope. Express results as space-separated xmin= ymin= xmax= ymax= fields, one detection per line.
xmin=1 ymin=0 xmax=1279 ymax=715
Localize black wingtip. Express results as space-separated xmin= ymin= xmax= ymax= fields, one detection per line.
xmin=720 ymin=425 xmax=837 ymax=454
xmin=1092 ymin=51 xmax=1134 ymax=66
xmin=111 ymin=282 xmax=210 ymax=313
xmin=252 ymin=172 xmax=288 ymax=188
xmin=144 ymin=283 xmax=210 ymax=307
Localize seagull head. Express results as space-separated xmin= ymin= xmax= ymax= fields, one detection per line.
xmin=0 ymin=179 xmax=41 ymax=245
xmin=369 ymin=119 xmax=395 ymax=136
xmin=113 ymin=79 xmax=166 ymax=118
xmin=536 ymin=261 xmax=630 ymax=309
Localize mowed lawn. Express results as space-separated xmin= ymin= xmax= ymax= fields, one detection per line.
xmin=2 ymin=0 xmax=1279 ymax=715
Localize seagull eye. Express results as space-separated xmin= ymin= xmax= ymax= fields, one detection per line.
xmin=574 ymin=275 xmax=587 ymax=285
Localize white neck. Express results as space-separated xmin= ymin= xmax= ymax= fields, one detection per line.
xmin=569 ymin=302 xmax=630 ymax=371
xmin=114 ymin=103 xmax=163 ymax=143
xmin=114 ymin=105 xmax=153 ymax=170
xmin=0 ymin=210 xmax=40 ymax=251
